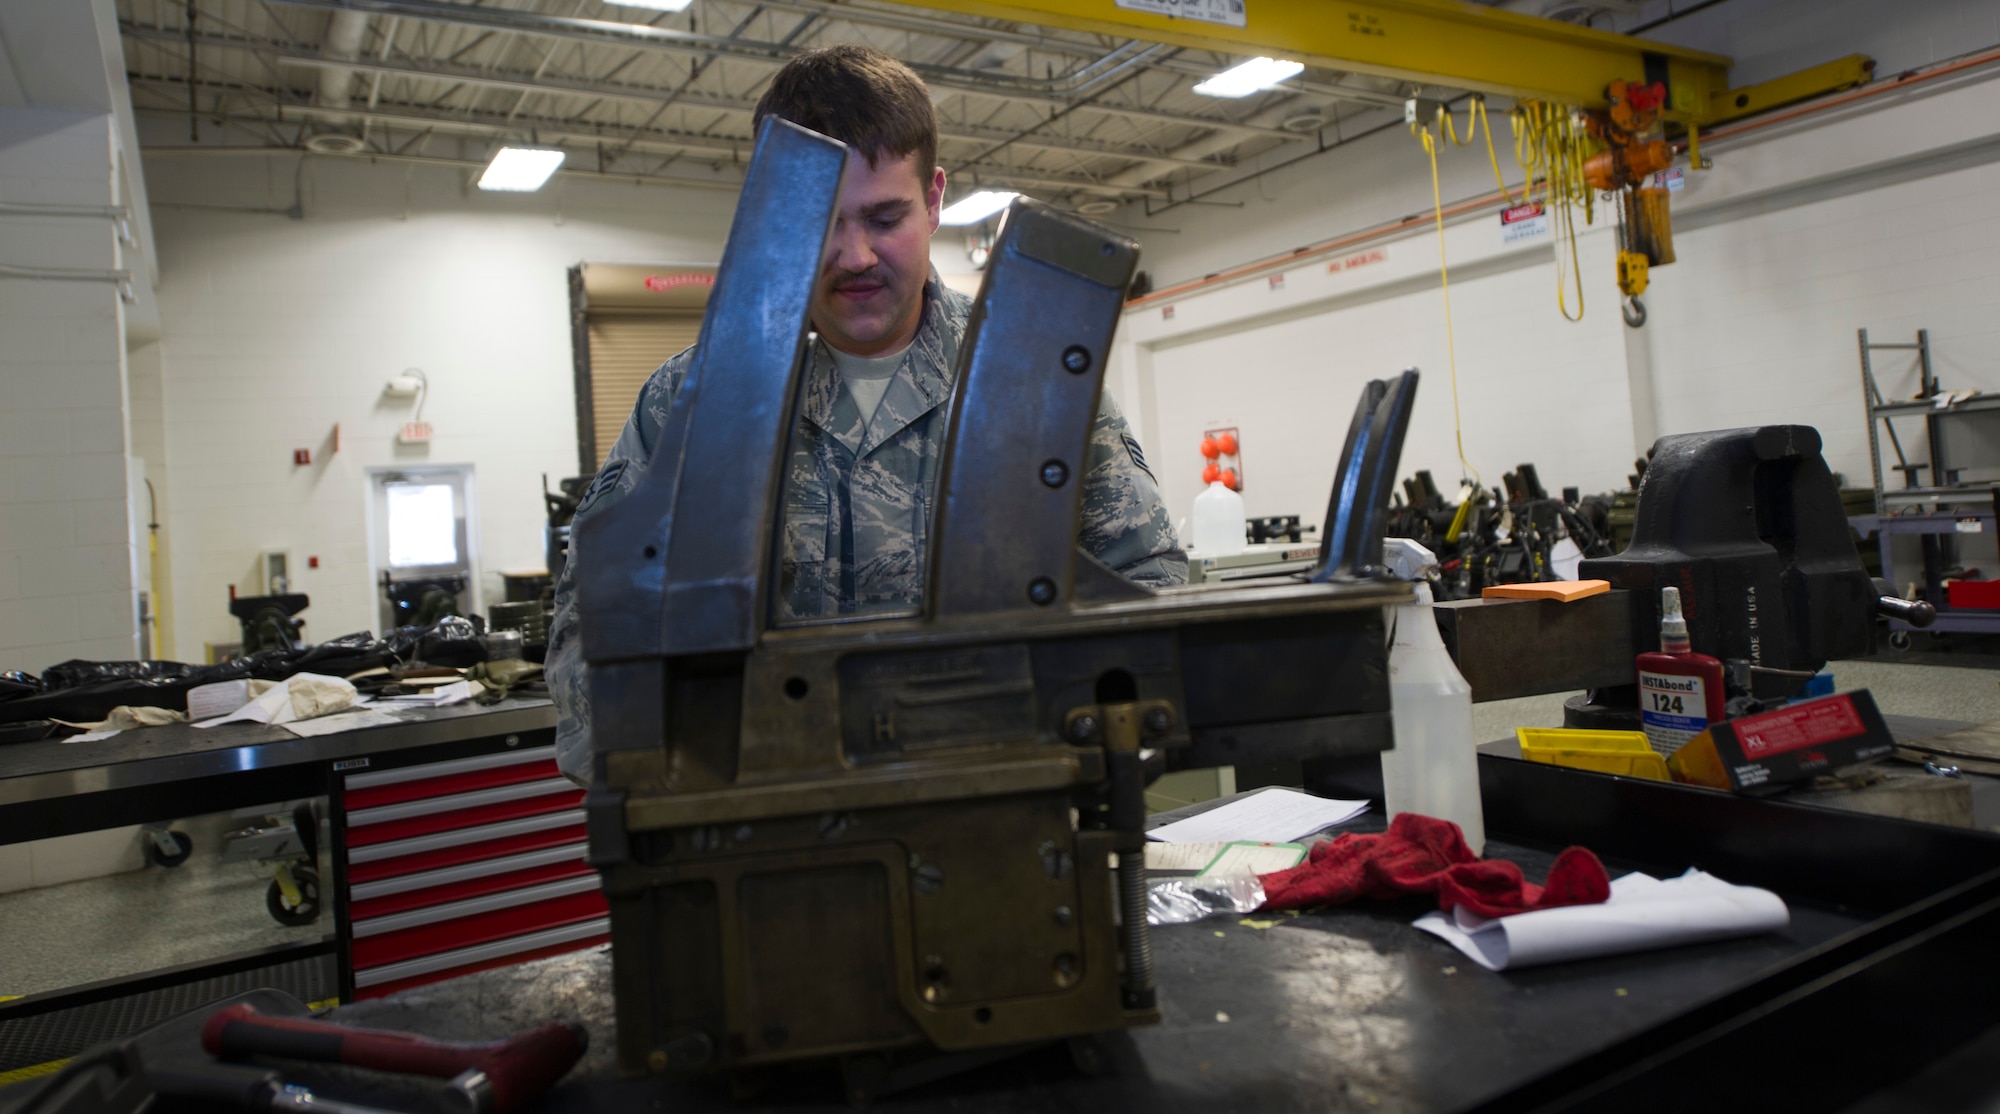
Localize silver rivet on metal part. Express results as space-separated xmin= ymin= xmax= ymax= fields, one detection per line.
xmin=1068 ymin=715 xmax=1099 ymax=742
xmin=914 ymin=863 xmax=944 ymax=893
xmin=504 ymin=734 xmax=519 ymax=747
xmin=1143 ymin=707 xmax=1174 ymax=735
xmin=1028 ymin=577 xmax=1058 ymax=605
xmin=1041 ymin=460 xmax=1069 ymax=488
xmin=1053 ymin=905 xmax=1073 ymax=926
xmin=734 ymin=824 xmax=753 ymax=843
xmin=1062 ymin=346 xmax=1091 ymax=374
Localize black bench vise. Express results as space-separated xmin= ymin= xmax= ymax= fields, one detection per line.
xmin=574 ymin=118 xmax=1420 ymax=1093
xmin=1566 ymin=425 xmax=1930 ymax=727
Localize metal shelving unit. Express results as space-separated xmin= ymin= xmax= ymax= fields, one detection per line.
xmin=1855 ymin=328 xmax=2000 ymax=637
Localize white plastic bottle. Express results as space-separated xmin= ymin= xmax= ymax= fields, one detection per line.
xmin=1378 ymin=539 xmax=1485 ymax=855
xmin=1191 ymin=481 xmax=1246 ymax=556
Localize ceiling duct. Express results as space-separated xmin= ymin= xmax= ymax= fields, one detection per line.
xmin=310 ymin=10 xmax=370 ymax=150
xmin=1281 ymin=108 xmax=1330 ymax=132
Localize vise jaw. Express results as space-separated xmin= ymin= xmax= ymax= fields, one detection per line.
xmin=577 ymin=117 xmax=1420 ymax=1086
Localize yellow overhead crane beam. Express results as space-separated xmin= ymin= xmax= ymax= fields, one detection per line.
xmin=888 ymin=0 xmax=1872 ymax=125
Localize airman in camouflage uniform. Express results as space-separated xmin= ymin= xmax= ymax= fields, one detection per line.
xmin=546 ymin=272 xmax=1183 ymax=779
xmin=547 ymin=43 xmax=1183 ymax=782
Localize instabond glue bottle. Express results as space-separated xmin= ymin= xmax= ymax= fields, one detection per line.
xmin=1636 ymin=586 xmax=1726 ymax=759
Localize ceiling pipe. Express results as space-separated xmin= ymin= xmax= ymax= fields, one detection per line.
xmin=127 ymin=95 xmax=1172 ymax=198
xmin=125 ymin=26 xmax=1241 ymax=173
xmin=250 ymin=0 xmax=1310 ymax=139
xmin=1100 ymin=92 xmax=1351 ymax=191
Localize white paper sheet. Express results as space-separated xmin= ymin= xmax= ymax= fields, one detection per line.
xmin=1145 ymin=842 xmax=1227 ymax=873
xmin=1201 ymin=841 xmax=1307 ymax=876
xmin=1147 ymin=788 xmax=1368 ymax=844
xmin=1413 ymin=869 xmax=1790 ymax=971
xmin=364 ymin=679 xmax=475 ymax=708
xmin=64 ymin=729 xmax=122 ymax=744
xmin=194 ymin=681 xmax=295 ymax=728
xmin=194 ymin=673 xmax=358 ymax=727
xmin=185 ymin=679 xmax=252 ymax=722
xmin=280 ymin=708 xmax=405 ymax=737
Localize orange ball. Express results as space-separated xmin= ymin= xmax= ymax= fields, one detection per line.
xmin=1222 ymin=468 xmax=1239 ymax=491
xmin=1199 ymin=437 xmax=1220 ymax=460
xmin=1216 ymin=432 xmax=1239 ymax=456
xmin=1202 ymin=462 xmax=1221 ymax=484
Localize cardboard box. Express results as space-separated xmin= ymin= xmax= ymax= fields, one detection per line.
xmin=1669 ymin=689 xmax=1895 ymax=792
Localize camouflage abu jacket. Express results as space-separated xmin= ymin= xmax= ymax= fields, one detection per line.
xmin=547 ymin=270 xmax=1186 ymax=780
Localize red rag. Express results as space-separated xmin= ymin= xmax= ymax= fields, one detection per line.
xmin=1257 ymin=812 xmax=1609 ymax=917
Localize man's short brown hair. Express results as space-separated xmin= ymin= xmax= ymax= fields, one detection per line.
xmin=753 ymin=45 xmax=938 ymax=181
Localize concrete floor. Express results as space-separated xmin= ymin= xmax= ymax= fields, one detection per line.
xmin=0 ymin=809 xmax=328 ymax=1000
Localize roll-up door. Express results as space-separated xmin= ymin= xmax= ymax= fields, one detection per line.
xmin=571 ymin=262 xmax=715 ymax=471
xmin=584 ymin=314 xmax=702 ymax=468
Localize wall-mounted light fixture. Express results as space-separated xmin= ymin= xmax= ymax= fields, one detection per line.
xmin=383 ymin=368 xmax=432 ymax=445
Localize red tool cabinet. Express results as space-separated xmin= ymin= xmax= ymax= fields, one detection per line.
xmin=334 ymin=744 xmax=607 ymax=1000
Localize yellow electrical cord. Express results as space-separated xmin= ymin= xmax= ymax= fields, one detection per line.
xmin=1441 ymin=98 xmax=1520 ymax=206
xmin=1415 ymin=122 xmax=1481 ymax=490
xmin=1511 ymin=102 xmax=1594 ymax=322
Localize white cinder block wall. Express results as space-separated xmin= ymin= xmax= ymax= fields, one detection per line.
xmin=0 ymin=109 xmax=141 ymax=672
xmin=1112 ymin=3 xmax=2000 ymax=537
xmin=141 ymin=157 xmax=741 ymax=661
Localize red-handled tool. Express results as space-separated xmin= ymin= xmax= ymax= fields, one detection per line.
xmin=201 ymin=1004 xmax=587 ymax=1114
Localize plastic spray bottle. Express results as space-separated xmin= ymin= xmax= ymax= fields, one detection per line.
xmin=1378 ymin=538 xmax=1484 ymax=855
xmin=1635 ymin=586 xmax=1726 ymax=759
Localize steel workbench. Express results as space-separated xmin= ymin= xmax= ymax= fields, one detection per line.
xmin=279 ymin=746 xmax=2000 ymax=1114
xmin=5 ymin=706 xmax=1999 ymax=1112
xmin=0 ymin=699 xmax=560 ymax=1065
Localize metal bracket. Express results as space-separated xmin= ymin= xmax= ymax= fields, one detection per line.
xmin=575 ymin=116 xmax=846 ymax=661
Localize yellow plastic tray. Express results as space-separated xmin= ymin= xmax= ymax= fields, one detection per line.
xmin=1516 ymin=727 xmax=1672 ymax=782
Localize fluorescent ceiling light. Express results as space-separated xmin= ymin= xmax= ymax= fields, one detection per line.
xmin=1193 ymin=57 xmax=1304 ymax=98
xmin=478 ymin=147 xmax=565 ymax=192
xmin=607 ymin=0 xmax=694 ymax=10
xmin=939 ymin=190 xmax=1019 ymax=226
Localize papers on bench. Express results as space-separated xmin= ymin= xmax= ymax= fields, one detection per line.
xmin=1414 ymin=868 xmax=1790 ymax=971
xmin=1147 ymin=788 xmax=1368 ymax=845
xmin=279 ymin=708 xmax=405 ymax=737
xmin=1143 ymin=840 xmax=1308 ymax=876
xmin=193 ymin=674 xmax=357 ymax=728
xmin=363 ymin=680 xmax=476 ymax=708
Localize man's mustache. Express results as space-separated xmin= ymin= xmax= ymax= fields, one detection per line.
xmin=826 ymin=269 xmax=889 ymax=292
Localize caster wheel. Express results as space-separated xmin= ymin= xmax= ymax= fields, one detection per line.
xmin=268 ymin=866 xmax=321 ymax=927
xmin=1068 ymin=1035 xmax=1107 ymax=1077
xmin=1888 ymin=630 xmax=1912 ymax=652
xmin=146 ymin=830 xmax=193 ymax=868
